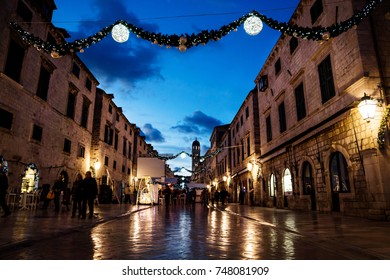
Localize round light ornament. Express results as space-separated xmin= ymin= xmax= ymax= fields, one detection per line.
xmin=244 ymin=16 xmax=263 ymax=36
xmin=112 ymin=23 xmax=129 ymax=43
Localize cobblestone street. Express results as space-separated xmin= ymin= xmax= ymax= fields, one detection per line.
xmin=1 ymin=203 xmax=390 ymax=260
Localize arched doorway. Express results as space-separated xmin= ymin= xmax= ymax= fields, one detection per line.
xmin=22 ymin=163 xmax=39 ymax=193
xmin=269 ymin=173 xmax=277 ymax=207
xmin=302 ymin=161 xmax=316 ymax=210
xmin=282 ymin=168 xmax=293 ymax=208
xmin=329 ymin=152 xmax=350 ymax=212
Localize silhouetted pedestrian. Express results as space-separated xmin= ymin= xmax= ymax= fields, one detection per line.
xmin=71 ymin=173 xmax=83 ymax=218
xmin=81 ymin=171 xmax=98 ymax=219
xmin=0 ymin=156 xmax=11 ymax=218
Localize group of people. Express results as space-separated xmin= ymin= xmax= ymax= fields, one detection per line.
xmin=42 ymin=171 xmax=98 ymax=219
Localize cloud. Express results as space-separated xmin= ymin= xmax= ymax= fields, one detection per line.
xmin=65 ymin=0 xmax=163 ymax=93
xmin=172 ymin=110 xmax=222 ymax=136
xmin=141 ymin=123 xmax=165 ymax=143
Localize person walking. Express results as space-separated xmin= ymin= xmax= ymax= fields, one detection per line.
xmin=71 ymin=173 xmax=83 ymax=218
xmin=53 ymin=175 xmax=65 ymax=212
xmin=0 ymin=156 xmax=11 ymax=218
xmin=124 ymin=184 xmax=131 ymax=204
xmin=81 ymin=171 xmax=98 ymax=219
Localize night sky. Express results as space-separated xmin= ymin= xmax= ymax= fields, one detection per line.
xmin=52 ymin=0 xmax=299 ymax=174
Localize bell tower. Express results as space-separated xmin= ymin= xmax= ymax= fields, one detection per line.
xmin=191 ymin=138 xmax=200 ymax=173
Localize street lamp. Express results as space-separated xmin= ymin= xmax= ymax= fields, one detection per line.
xmin=94 ymin=160 xmax=101 ymax=171
xmin=358 ymin=93 xmax=377 ymax=121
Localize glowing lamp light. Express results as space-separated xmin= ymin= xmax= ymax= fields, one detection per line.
xmin=223 ymin=176 xmax=227 ymax=182
xmin=244 ymin=16 xmax=263 ymax=36
xmin=358 ymin=93 xmax=377 ymax=121
xmin=94 ymin=161 xmax=101 ymax=171
xmin=112 ymin=23 xmax=130 ymax=43
xmin=247 ymin=162 xmax=253 ymax=171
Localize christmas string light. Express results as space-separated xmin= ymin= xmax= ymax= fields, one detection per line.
xmin=9 ymin=0 xmax=381 ymax=57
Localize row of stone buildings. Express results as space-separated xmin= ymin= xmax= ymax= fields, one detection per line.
xmin=197 ymin=0 xmax=390 ymax=220
xmin=0 ymin=0 xmax=163 ymax=198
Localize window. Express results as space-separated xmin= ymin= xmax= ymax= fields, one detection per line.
xmin=295 ymin=83 xmax=307 ymax=121
xmin=269 ymin=174 xmax=276 ymax=197
xmin=0 ymin=108 xmax=13 ymax=130
xmin=63 ymin=138 xmax=71 ymax=153
xmin=310 ymin=0 xmax=323 ymax=24
xmin=125 ymin=124 xmax=128 ymax=131
xmin=66 ymin=92 xmax=76 ymax=119
xmin=240 ymin=115 xmax=243 ymax=126
xmin=128 ymin=142 xmax=132 ymax=159
xmin=104 ymin=124 xmax=114 ymax=145
xmin=36 ymin=66 xmax=51 ymax=101
xmin=17 ymin=0 xmax=33 ymax=24
xmin=245 ymin=107 xmax=249 ymax=119
xmin=114 ymin=132 xmax=119 ymax=150
xmin=330 ymin=152 xmax=350 ymax=193
xmin=266 ymin=115 xmax=272 ymax=142
xmin=80 ymin=98 xmax=90 ymax=128
xmin=236 ymin=122 xmax=239 ymax=131
xmin=318 ymin=55 xmax=336 ymax=104
xmin=32 ymin=124 xmax=43 ymax=142
xmin=77 ymin=144 xmax=85 ymax=158
xmin=127 ymin=168 xmax=131 ymax=175
xmin=71 ymin=62 xmax=80 ymax=78
xmin=278 ymin=102 xmax=287 ymax=133
xmin=241 ymin=140 xmax=245 ymax=161
xmin=275 ymin=58 xmax=281 ymax=75
xmin=108 ymin=104 xmax=113 ymax=114
xmin=246 ymin=136 xmax=250 ymax=156
xmin=302 ymin=161 xmax=314 ymax=195
xmin=84 ymin=77 xmax=92 ymax=91
xmin=122 ymin=165 xmax=125 ymax=173
xmin=116 ymin=113 xmax=120 ymax=122
xmin=4 ymin=38 xmax=25 ymax=83
xmin=104 ymin=156 xmax=109 ymax=166
xmin=290 ymin=37 xmax=298 ymax=54
xmin=123 ymin=138 xmax=127 ymax=156
xmin=113 ymin=160 xmax=117 ymax=170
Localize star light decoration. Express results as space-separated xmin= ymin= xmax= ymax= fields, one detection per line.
xmin=9 ymin=0 xmax=381 ymax=57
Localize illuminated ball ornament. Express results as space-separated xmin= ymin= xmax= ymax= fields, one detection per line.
xmin=244 ymin=15 xmax=263 ymax=36
xmin=111 ymin=23 xmax=130 ymax=43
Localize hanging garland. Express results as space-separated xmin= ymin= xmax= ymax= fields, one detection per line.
xmin=377 ymin=106 xmax=390 ymax=149
xmin=148 ymin=148 xmax=223 ymax=161
xmin=9 ymin=0 xmax=381 ymax=57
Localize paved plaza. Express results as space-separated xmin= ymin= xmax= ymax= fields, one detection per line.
xmin=1 ymin=203 xmax=390 ymax=260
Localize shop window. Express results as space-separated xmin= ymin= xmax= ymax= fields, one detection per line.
xmin=330 ymin=152 xmax=350 ymax=193
xmin=31 ymin=124 xmax=43 ymax=142
xmin=302 ymin=161 xmax=314 ymax=195
xmin=278 ymin=102 xmax=287 ymax=133
xmin=0 ymin=108 xmax=13 ymax=130
xmin=269 ymin=174 xmax=276 ymax=197
xmin=282 ymin=168 xmax=293 ymax=195
xmin=318 ymin=55 xmax=336 ymax=104
xmin=4 ymin=38 xmax=25 ymax=83
xmin=295 ymin=83 xmax=307 ymax=121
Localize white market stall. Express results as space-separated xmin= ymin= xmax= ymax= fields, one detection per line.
xmin=136 ymin=157 xmax=165 ymax=205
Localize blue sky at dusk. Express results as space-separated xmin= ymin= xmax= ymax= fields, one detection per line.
xmin=52 ymin=0 xmax=300 ymax=175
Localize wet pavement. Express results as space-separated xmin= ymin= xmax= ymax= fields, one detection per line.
xmin=0 ymin=203 xmax=390 ymax=260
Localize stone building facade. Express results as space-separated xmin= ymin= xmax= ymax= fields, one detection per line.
xmin=254 ymin=0 xmax=390 ymax=220
xmin=201 ymin=0 xmax=390 ymax=220
xmin=0 ymin=0 xmax=159 ymax=197
xmin=0 ymin=0 xmax=99 ymax=190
